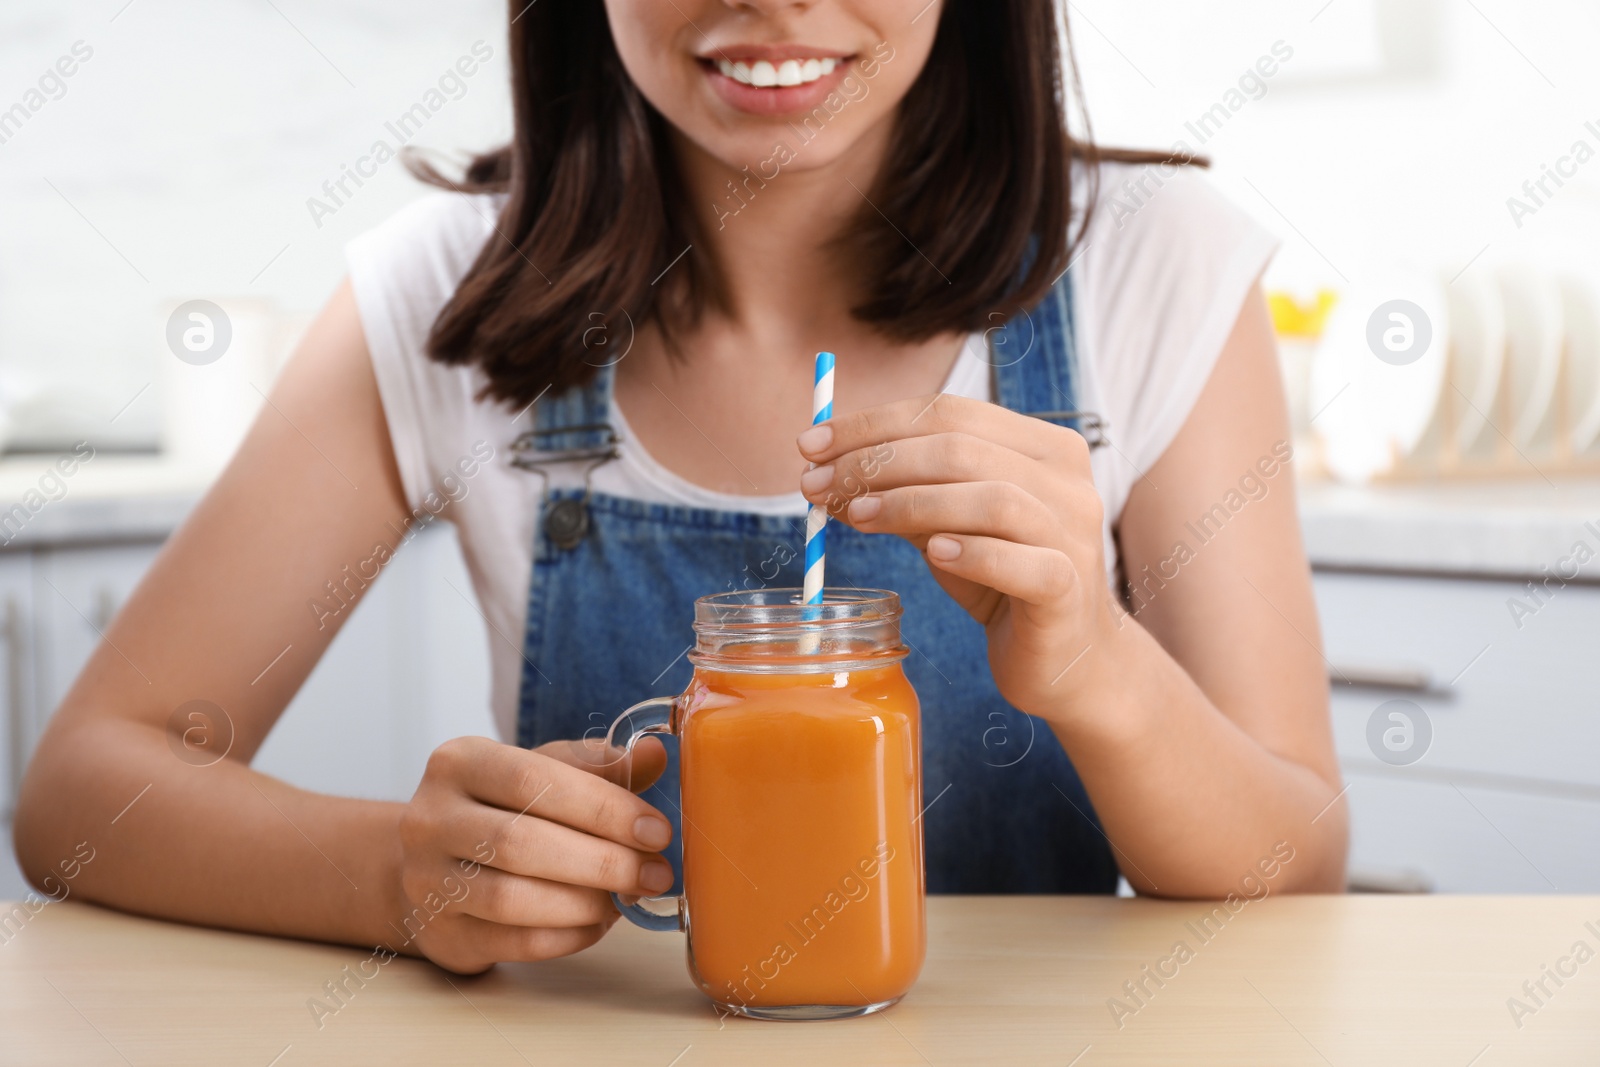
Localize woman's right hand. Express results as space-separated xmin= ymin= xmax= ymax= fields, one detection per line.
xmin=396 ymin=734 xmax=672 ymax=974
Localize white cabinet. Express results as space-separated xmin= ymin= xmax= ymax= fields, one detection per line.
xmin=0 ymin=554 xmax=35 ymax=816
xmin=0 ymin=519 xmax=496 ymax=896
xmin=1316 ymin=570 xmax=1600 ymax=892
xmin=252 ymin=521 xmax=494 ymax=801
xmin=9 ymin=521 xmax=1596 ymax=894
xmin=6 ymin=522 xmax=493 ymax=811
xmin=31 ymin=543 xmax=164 ymax=748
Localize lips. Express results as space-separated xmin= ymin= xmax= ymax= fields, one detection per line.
xmin=698 ymin=49 xmax=857 ymax=117
xmin=717 ymin=56 xmax=838 ymax=88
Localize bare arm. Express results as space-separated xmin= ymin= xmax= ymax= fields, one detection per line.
xmin=1057 ymin=287 xmax=1346 ymax=894
xmin=13 ymin=282 xmax=672 ymax=968
xmin=799 ymin=286 xmax=1346 ymax=896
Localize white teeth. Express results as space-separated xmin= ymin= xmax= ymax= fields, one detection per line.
xmin=718 ymin=59 xmax=755 ymax=84
xmin=717 ymin=55 xmax=840 ymax=88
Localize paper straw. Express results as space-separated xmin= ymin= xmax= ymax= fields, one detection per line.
xmin=802 ymin=351 xmax=835 ymax=608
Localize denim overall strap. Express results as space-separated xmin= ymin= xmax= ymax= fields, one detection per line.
xmin=523 ymin=364 xmax=617 ymax=454
xmin=515 ymin=271 xmax=1118 ymax=895
xmin=994 ymin=274 xmax=1075 ymax=419
xmin=990 ymin=274 xmax=1103 ymax=446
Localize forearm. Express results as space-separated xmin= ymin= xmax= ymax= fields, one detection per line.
xmin=14 ymin=716 xmax=411 ymax=951
xmin=1051 ymin=617 xmax=1348 ymax=897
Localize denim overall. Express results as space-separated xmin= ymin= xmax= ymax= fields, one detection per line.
xmin=513 ymin=275 xmax=1118 ymax=894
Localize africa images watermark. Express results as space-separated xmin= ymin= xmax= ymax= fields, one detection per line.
xmin=0 ymin=40 xmax=94 ymax=148
xmin=1505 ymin=116 xmax=1600 ymax=230
xmin=0 ymin=441 xmax=96 ymax=546
xmin=1124 ymin=440 xmax=1295 ymax=615
xmin=1103 ymin=40 xmax=1295 ymax=230
xmin=0 ymin=841 xmax=97 ymax=947
xmin=1505 ymin=917 xmax=1600 ymax=1030
xmin=711 ymin=40 xmax=896 ymax=230
xmin=308 ymin=440 xmax=495 ymax=631
xmin=1504 ymin=520 xmax=1600 ymax=631
xmin=305 ymin=40 xmax=495 ymax=229
xmin=1106 ymin=841 xmax=1296 ymax=1029
xmin=714 ymin=840 xmax=898 ymax=1017
xmin=305 ymin=840 xmax=496 ymax=1030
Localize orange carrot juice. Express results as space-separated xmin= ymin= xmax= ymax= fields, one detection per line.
xmin=679 ymin=663 xmax=925 ymax=1012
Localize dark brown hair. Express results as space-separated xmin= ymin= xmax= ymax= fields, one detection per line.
xmin=416 ymin=1 xmax=1199 ymax=406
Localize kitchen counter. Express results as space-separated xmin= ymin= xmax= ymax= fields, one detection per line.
xmin=1300 ymin=478 xmax=1600 ymax=582
xmin=0 ymin=454 xmax=209 ymax=549
xmin=2 ymin=895 xmax=1596 ymax=1065
xmin=7 ymin=453 xmax=1600 ymax=580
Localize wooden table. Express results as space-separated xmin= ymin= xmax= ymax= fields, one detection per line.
xmin=2 ymin=896 xmax=1597 ymax=1065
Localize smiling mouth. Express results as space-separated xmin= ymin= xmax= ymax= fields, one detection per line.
xmin=710 ymin=56 xmax=843 ymax=88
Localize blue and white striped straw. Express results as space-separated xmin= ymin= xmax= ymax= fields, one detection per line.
xmin=802 ymin=351 xmax=835 ymax=607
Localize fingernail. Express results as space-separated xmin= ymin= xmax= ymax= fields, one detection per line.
xmin=848 ymin=495 xmax=881 ymax=522
xmin=800 ymin=464 xmax=833 ymax=494
xmin=797 ymin=424 xmax=832 ymax=455
xmin=633 ymin=815 xmax=671 ymax=850
xmin=927 ymin=535 xmax=961 ymax=561
xmin=640 ymin=860 xmax=674 ymax=894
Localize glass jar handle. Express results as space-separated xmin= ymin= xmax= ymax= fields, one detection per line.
xmin=605 ymin=696 xmax=684 ymax=933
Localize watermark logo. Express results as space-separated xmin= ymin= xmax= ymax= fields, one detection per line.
xmin=166 ymin=300 xmax=232 ymax=365
xmin=166 ymin=700 xmax=235 ymax=767
xmin=978 ymin=307 xmax=1035 ymax=368
xmin=980 ymin=707 xmax=1035 ymax=768
xmin=1365 ymin=299 xmax=1432 ymax=366
xmin=1365 ymin=698 xmax=1431 ymax=766
xmin=581 ymin=309 xmax=635 ymax=368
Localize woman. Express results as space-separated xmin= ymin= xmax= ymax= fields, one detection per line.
xmin=16 ymin=0 xmax=1346 ymax=974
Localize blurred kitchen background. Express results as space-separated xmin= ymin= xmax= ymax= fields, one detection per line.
xmin=2 ymin=0 xmax=1598 ymax=898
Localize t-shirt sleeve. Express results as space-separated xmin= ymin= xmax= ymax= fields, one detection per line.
xmin=1079 ymin=166 xmax=1280 ymax=477
xmin=345 ymin=192 xmax=499 ymax=511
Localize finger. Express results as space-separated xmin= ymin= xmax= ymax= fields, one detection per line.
xmin=443 ymin=915 xmax=612 ymax=969
xmin=451 ymin=869 xmax=616 ymax=929
xmin=796 ymin=392 xmax=1089 ymax=468
xmin=432 ymin=737 xmax=673 ymax=852
xmin=457 ymin=801 xmax=676 ymax=896
xmin=843 ymin=481 xmax=1062 ymax=545
xmin=800 ymin=433 xmax=1058 ymax=513
xmin=923 ymin=533 xmax=1080 ymax=608
xmin=538 ymin=736 xmax=669 ymax=795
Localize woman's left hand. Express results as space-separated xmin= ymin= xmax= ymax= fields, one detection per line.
xmin=797 ymin=394 xmax=1121 ymax=725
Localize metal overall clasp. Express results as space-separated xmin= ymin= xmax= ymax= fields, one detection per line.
xmin=510 ymin=423 xmax=620 ymax=550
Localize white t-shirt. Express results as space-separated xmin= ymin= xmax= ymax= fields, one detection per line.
xmin=347 ymin=164 xmax=1278 ymax=742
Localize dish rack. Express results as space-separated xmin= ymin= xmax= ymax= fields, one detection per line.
xmin=1276 ymin=265 xmax=1600 ymax=484
xmin=1373 ymin=343 xmax=1600 ymax=480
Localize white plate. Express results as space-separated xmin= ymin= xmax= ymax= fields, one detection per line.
xmin=1498 ymin=266 xmax=1564 ymax=447
xmin=1444 ymin=270 xmax=1505 ymax=454
xmin=1562 ymin=270 xmax=1600 ymax=452
xmin=1309 ymin=272 xmax=1449 ymax=482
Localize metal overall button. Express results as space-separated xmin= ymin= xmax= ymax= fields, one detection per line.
xmin=543 ymin=498 xmax=591 ymax=549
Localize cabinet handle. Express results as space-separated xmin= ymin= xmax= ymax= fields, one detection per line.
xmin=1347 ymin=867 xmax=1434 ymax=894
xmin=1329 ymin=664 xmax=1435 ymax=693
